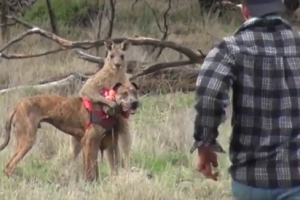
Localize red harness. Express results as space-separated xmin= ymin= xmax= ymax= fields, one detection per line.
xmin=82 ymin=90 xmax=130 ymax=130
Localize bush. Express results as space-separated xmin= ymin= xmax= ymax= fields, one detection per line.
xmin=24 ymin=0 xmax=99 ymax=27
xmin=23 ymin=0 xmax=230 ymax=34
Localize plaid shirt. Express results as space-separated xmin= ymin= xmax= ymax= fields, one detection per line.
xmin=192 ymin=15 xmax=300 ymax=188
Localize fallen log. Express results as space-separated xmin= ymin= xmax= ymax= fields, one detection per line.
xmin=0 ymin=74 xmax=85 ymax=95
xmin=0 ymin=67 xmax=200 ymax=96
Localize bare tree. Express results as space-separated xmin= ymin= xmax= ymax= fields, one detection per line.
xmin=132 ymin=0 xmax=172 ymax=61
xmin=143 ymin=0 xmax=172 ymax=60
xmin=95 ymin=1 xmax=106 ymax=56
xmin=103 ymin=0 xmax=116 ymax=57
xmin=106 ymin=0 xmax=115 ymax=41
xmin=45 ymin=0 xmax=59 ymax=35
xmin=0 ymin=0 xmax=64 ymax=42
xmin=1 ymin=0 xmax=9 ymax=42
xmin=87 ymin=0 xmax=116 ymax=58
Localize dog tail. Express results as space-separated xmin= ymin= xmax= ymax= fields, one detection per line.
xmin=0 ymin=108 xmax=16 ymax=151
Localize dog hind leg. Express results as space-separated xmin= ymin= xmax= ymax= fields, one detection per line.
xmin=68 ymin=137 xmax=82 ymax=162
xmin=4 ymin=123 xmax=37 ymax=177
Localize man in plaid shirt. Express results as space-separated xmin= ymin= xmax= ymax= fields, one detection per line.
xmin=192 ymin=0 xmax=300 ymax=199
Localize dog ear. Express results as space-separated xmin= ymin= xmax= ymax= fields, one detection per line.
xmin=104 ymin=38 xmax=114 ymax=51
xmin=112 ymin=82 xmax=123 ymax=91
xmin=131 ymin=82 xmax=139 ymax=90
xmin=120 ymin=39 xmax=131 ymax=51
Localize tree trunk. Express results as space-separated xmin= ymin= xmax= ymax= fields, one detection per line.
xmin=45 ymin=0 xmax=59 ymax=35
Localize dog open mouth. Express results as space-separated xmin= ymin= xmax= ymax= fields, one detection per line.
xmin=122 ymin=107 xmax=137 ymax=115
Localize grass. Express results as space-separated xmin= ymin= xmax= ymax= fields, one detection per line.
xmin=0 ymin=90 xmax=233 ymax=200
xmin=1 ymin=1 xmax=299 ymax=199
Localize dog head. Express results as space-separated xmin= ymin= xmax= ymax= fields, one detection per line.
xmin=111 ymin=82 xmax=140 ymax=114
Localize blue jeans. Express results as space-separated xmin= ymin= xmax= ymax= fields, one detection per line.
xmin=232 ymin=180 xmax=300 ymax=200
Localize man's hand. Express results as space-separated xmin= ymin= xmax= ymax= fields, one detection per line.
xmin=196 ymin=147 xmax=219 ymax=181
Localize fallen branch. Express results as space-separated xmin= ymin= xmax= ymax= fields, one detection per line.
xmin=128 ymin=67 xmax=200 ymax=95
xmin=0 ymin=74 xmax=87 ymax=95
xmin=37 ymin=73 xmax=91 ymax=84
xmin=0 ymin=67 xmax=201 ymax=96
xmin=0 ymin=24 xmax=204 ymax=62
xmin=75 ymin=50 xmax=105 ymax=65
xmin=130 ymin=60 xmax=194 ymax=80
xmin=0 ymin=15 xmax=206 ymax=82
xmin=0 ymin=48 xmax=68 ymax=59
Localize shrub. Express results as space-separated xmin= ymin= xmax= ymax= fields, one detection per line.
xmin=24 ymin=0 xmax=99 ymax=27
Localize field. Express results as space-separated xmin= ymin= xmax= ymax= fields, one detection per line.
xmin=0 ymin=1 xmax=298 ymax=199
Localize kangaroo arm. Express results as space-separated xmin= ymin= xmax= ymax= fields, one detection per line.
xmin=79 ymin=86 xmax=114 ymax=107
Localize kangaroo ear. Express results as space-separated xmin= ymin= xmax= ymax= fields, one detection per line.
xmin=120 ymin=39 xmax=131 ymax=51
xmin=131 ymin=82 xmax=139 ymax=90
xmin=112 ymin=82 xmax=123 ymax=91
xmin=104 ymin=38 xmax=114 ymax=51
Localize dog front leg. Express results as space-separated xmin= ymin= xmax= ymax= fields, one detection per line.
xmin=117 ymin=117 xmax=132 ymax=170
xmin=81 ymin=129 xmax=101 ymax=182
xmin=106 ymin=141 xmax=121 ymax=176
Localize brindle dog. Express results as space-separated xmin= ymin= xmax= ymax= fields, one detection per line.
xmin=0 ymin=82 xmax=140 ymax=182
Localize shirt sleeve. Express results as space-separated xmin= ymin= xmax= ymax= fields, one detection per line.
xmin=190 ymin=40 xmax=236 ymax=154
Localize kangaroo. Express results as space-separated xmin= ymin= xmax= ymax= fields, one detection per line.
xmin=78 ymin=39 xmax=134 ymax=170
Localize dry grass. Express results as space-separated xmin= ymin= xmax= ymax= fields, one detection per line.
xmin=0 ymin=9 xmax=249 ymax=200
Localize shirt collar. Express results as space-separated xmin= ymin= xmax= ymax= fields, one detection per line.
xmin=234 ymin=15 xmax=292 ymax=35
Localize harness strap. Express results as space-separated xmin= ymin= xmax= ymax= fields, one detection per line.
xmin=83 ymin=98 xmax=124 ymax=132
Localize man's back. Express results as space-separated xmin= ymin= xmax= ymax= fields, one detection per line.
xmin=227 ymin=18 xmax=300 ymax=188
